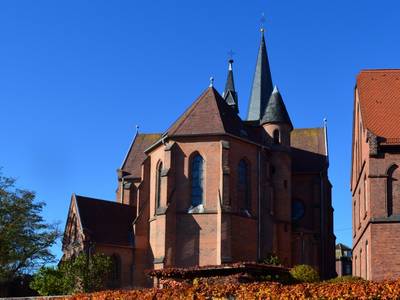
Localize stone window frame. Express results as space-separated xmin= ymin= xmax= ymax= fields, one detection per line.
xmin=155 ymin=160 xmax=163 ymax=212
xmin=386 ymin=164 xmax=399 ymax=217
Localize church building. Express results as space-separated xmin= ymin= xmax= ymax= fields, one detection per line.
xmin=351 ymin=69 xmax=400 ymax=281
xmin=62 ymin=28 xmax=336 ymax=288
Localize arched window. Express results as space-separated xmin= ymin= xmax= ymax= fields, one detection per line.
xmin=238 ymin=159 xmax=250 ymax=210
xmin=387 ymin=164 xmax=399 ymax=217
xmin=155 ymin=161 xmax=163 ymax=210
xmin=273 ymin=129 xmax=280 ymax=144
xmin=110 ymin=254 xmax=121 ymax=283
xmin=191 ymin=154 xmax=204 ymax=207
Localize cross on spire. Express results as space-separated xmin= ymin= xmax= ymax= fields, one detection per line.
xmin=228 ymin=49 xmax=235 ymax=60
xmin=260 ymin=12 xmax=266 ymax=32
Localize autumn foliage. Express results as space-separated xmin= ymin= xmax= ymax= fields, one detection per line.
xmin=55 ymin=279 xmax=400 ymax=299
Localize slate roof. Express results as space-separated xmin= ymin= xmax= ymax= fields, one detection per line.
xmin=167 ymin=87 xmax=255 ymax=141
xmin=75 ymin=195 xmax=135 ymax=246
xmin=247 ymin=31 xmax=274 ymax=121
xmin=357 ymin=70 xmax=400 ymax=141
xmin=261 ymin=86 xmax=293 ymax=129
xmin=121 ymin=133 xmax=162 ymax=177
xmin=291 ymin=128 xmax=327 ymax=173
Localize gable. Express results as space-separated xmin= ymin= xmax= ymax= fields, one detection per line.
xmin=62 ymin=194 xmax=84 ymax=252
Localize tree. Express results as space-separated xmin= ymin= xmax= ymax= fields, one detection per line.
xmin=30 ymin=253 xmax=113 ymax=295
xmin=0 ymin=172 xmax=60 ymax=284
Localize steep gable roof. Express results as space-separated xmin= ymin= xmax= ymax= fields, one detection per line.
xmin=261 ymin=86 xmax=293 ymax=129
xmin=75 ymin=195 xmax=135 ymax=246
xmin=121 ymin=133 xmax=162 ymax=177
xmin=357 ymin=69 xmax=400 ymax=140
xmin=167 ymin=87 xmax=252 ymax=140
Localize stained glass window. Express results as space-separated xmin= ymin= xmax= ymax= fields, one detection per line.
xmin=191 ymin=154 xmax=204 ymax=207
xmin=238 ymin=159 xmax=250 ymax=210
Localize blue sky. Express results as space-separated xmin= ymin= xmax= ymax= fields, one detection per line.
xmin=1 ymin=0 xmax=400 ymax=260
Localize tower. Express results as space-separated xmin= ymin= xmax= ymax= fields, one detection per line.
xmin=261 ymin=86 xmax=293 ymax=146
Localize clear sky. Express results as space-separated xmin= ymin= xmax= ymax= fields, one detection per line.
xmin=1 ymin=0 xmax=400 ymax=260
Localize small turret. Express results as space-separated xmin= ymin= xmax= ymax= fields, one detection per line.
xmin=223 ymin=59 xmax=239 ymax=113
xmin=261 ymin=86 xmax=293 ymax=146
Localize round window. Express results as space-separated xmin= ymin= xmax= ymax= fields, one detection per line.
xmin=292 ymin=200 xmax=305 ymax=221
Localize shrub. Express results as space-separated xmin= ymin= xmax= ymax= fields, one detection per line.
xmin=261 ymin=253 xmax=282 ymax=266
xmin=289 ymin=264 xmax=320 ymax=283
xmin=325 ymin=275 xmax=364 ymax=283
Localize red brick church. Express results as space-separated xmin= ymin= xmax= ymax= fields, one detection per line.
xmin=62 ymin=28 xmax=336 ymax=288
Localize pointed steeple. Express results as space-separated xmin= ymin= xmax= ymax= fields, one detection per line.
xmin=223 ymin=59 xmax=239 ymax=114
xmin=246 ymin=29 xmax=274 ymax=121
xmin=261 ymin=86 xmax=293 ymax=129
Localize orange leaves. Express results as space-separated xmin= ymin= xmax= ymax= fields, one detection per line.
xmin=61 ymin=279 xmax=400 ymax=299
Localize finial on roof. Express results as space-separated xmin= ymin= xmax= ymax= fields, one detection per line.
xmin=135 ymin=124 xmax=139 ymax=134
xmin=228 ymin=59 xmax=234 ymax=71
xmin=272 ymin=85 xmax=279 ymax=94
xmin=209 ymin=76 xmax=214 ymax=87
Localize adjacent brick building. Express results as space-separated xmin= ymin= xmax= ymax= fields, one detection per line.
xmin=351 ymin=70 xmax=400 ymax=281
xmin=62 ymin=29 xmax=336 ymax=288
xmin=335 ymin=243 xmax=352 ymax=277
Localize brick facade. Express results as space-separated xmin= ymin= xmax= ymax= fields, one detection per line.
xmin=352 ymin=70 xmax=400 ymax=281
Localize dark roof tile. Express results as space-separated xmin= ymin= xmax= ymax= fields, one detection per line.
xmin=75 ymin=195 xmax=135 ymax=246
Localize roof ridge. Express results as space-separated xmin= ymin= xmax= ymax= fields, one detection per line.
xmin=75 ymin=194 xmax=131 ymax=207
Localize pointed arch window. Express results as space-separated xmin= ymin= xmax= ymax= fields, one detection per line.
xmin=155 ymin=161 xmax=163 ymax=210
xmin=387 ymin=164 xmax=399 ymax=217
xmin=110 ymin=254 xmax=121 ymax=284
xmin=273 ymin=129 xmax=280 ymax=144
xmin=191 ymin=154 xmax=204 ymax=207
xmin=238 ymin=159 xmax=251 ymax=210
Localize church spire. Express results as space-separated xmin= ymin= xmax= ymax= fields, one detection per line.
xmin=223 ymin=59 xmax=239 ymax=114
xmin=246 ymin=29 xmax=274 ymax=121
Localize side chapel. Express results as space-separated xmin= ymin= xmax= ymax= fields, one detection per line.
xmin=62 ymin=28 xmax=336 ymax=288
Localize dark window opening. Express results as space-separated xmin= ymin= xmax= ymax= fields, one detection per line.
xmin=238 ymin=159 xmax=251 ymax=210
xmin=155 ymin=162 xmax=163 ymax=210
xmin=191 ymin=154 xmax=204 ymax=207
xmin=273 ymin=129 xmax=280 ymax=144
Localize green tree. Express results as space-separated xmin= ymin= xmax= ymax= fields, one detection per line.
xmin=30 ymin=253 xmax=113 ymax=295
xmin=29 ymin=267 xmax=64 ymax=296
xmin=0 ymin=172 xmax=60 ymax=284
